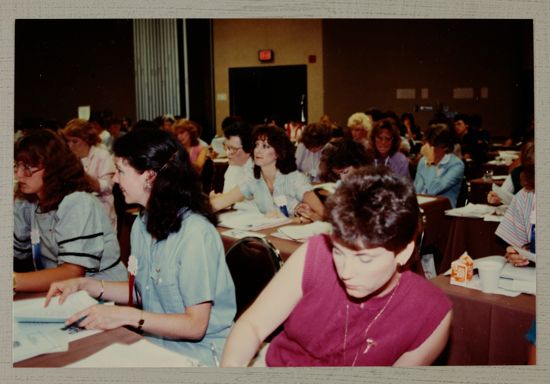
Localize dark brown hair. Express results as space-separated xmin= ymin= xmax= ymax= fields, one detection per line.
xmin=252 ymin=125 xmax=297 ymax=178
xmin=300 ymin=122 xmax=332 ymax=150
xmin=15 ymin=129 xmax=94 ymax=211
xmin=520 ymin=140 xmax=535 ymax=190
xmin=370 ymin=118 xmax=401 ymax=157
xmin=325 ymin=166 xmax=420 ymax=254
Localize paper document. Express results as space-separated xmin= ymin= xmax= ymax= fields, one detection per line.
xmin=66 ymin=339 xmax=203 ymax=367
xmin=492 ymin=183 xmax=514 ymax=205
xmin=416 ymin=195 xmax=437 ymax=204
xmin=13 ymin=321 xmax=69 ymax=363
xmin=221 ymin=228 xmax=267 ymax=239
xmin=275 ymin=221 xmax=332 ymax=241
xmin=218 ymin=211 xmax=292 ymax=231
xmin=445 ymin=203 xmax=497 ymax=218
xmin=314 ymin=182 xmax=337 ymax=194
xmin=14 ymin=290 xmax=98 ymax=323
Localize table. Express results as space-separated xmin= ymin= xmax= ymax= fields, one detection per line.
xmin=431 ymin=275 xmax=535 ymax=365
xmin=483 ymin=160 xmax=511 ymax=176
xmin=13 ymin=292 xmax=142 ymax=367
xmin=441 ymin=217 xmax=508 ymax=274
xmin=217 ymin=194 xmax=453 ymax=267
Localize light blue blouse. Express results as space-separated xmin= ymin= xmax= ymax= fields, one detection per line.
xmin=414 ymin=153 xmax=465 ymax=208
xmin=131 ymin=209 xmax=236 ymax=366
xmin=238 ymin=170 xmax=314 ymax=215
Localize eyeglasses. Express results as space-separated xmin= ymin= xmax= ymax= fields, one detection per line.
xmin=14 ymin=162 xmax=43 ymax=177
xmin=375 ymin=136 xmax=393 ymax=142
xmin=223 ymin=143 xmax=243 ymax=153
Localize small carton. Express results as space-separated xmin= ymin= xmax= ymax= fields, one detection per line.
xmin=450 ymin=252 xmax=474 ymax=286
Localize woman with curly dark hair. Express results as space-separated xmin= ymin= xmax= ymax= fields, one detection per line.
xmin=13 ymin=129 xmax=126 ymax=292
xmin=221 ymin=167 xmax=452 ymax=367
xmin=210 ymin=125 xmax=324 ymax=221
xmin=45 ymin=128 xmax=236 ymax=367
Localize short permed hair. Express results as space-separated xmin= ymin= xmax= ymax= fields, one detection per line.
xmin=173 ymin=119 xmax=202 ymax=146
xmin=325 ymin=166 xmax=420 ymax=254
xmin=347 ymin=112 xmax=373 ymax=132
xmin=61 ymin=118 xmax=101 ymax=146
xmin=300 ymin=122 xmax=332 ymax=150
xmin=224 ymin=121 xmax=254 ymax=154
xmin=319 ymin=139 xmax=372 ymax=182
xmin=424 ymin=123 xmax=454 ymax=153
xmin=252 ymin=124 xmax=297 ymax=178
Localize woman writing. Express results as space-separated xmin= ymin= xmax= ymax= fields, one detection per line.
xmin=210 ymin=125 xmax=325 ymax=222
xmin=221 ymin=167 xmax=452 ymax=366
xmin=13 ymin=129 xmax=126 ymax=292
xmin=61 ymin=118 xmax=117 ymax=230
xmin=45 ymin=129 xmax=236 ymax=366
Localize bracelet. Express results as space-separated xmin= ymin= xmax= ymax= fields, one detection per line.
xmin=96 ymin=279 xmax=105 ymax=301
xmin=136 ymin=310 xmax=145 ymax=332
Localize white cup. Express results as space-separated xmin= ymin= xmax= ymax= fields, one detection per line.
xmin=477 ymin=260 xmax=503 ymax=293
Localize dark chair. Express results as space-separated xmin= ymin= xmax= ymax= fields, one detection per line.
xmin=404 ymin=207 xmax=427 ymax=277
xmin=456 ymin=177 xmax=470 ymax=208
xmin=201 ymin=157 xmax=215 ymax=193
xmin=225 ymin=236 xmax=283 ymax=320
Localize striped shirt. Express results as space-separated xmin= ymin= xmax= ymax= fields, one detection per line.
xmin=495 ymin=188 xmax=535 ymax=247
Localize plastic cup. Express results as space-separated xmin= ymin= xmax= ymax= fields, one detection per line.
xmin=477 ymin=260 xmax=503 ymax=293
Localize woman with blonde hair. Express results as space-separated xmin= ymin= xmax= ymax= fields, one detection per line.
xmin=173 ymin=119 xmax=209 ymax=172
xmin=347 ymin=112 xmax=373 ymax=149
xmin=61 ymin=118 xmax=117 ymax=230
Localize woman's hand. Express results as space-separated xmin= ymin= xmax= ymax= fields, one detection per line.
xmin=65 ymin=304 xmax=139 ymax=331
xmin=505 ymin=246 xmax=529 ymax=267
xmin=487 ymin=191 xmax=502 ymax=205
xmin=294 ymin=203 xmax=322 ymax=222
xmin=421 ymin=143 xmax=435 ymax=165
xmin=44 ymin=277 xmax=85 ymax=307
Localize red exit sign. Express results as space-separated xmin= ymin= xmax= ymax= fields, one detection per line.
xmin=258 ymin=49 xmax=274 ymax=62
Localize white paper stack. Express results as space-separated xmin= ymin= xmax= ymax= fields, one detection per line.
xmin=273 ymin=221 xmax=332 ymax=241
xmin=445 ymin=203 xmax=498 ymax=218
xmin=218 ymin=210 xmax=292 ymax=231
xmin=499 ymin=264 xmax=536 ymax=295
xmin=14 ymin=290 xmax=98 ymax=323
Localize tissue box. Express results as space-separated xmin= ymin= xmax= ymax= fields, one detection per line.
xmin=451 ymin=252 xmax=474 ymax=286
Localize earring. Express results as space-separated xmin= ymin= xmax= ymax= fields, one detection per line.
xmin=144 ymin=180 xmax=152 ymax=192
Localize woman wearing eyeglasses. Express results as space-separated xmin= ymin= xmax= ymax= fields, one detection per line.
xmin=370 ymin=118 xmax=411 ymax=180
xmin=210 ymin=125 xmax=325 ymax=221
xmin=221 ymin=121 xmax=255 ymax=193
xmin=13 ymin=129 xmax=127 ymax=292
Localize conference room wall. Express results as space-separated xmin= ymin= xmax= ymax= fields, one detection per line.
xmin=15 ymin=19 xmax=136 ymax=127
xmin=322 ymin=19 xmax=533 ymax=137
xmin=212 ymin=19 xmax=324 ymax=135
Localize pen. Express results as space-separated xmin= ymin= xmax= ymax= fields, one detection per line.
xmin=61 ymin=315 xmax=87 ymax=331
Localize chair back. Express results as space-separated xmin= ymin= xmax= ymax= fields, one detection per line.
xmin=225 ymin=236 xmax=283 ymax=319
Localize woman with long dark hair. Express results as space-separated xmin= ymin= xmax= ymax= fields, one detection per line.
xmin=210 ymin=125 xmax=324 ymax=222
xmin=45 ymin=129 xmax=236 ymax=366
xmin=13 ymin=129 xmax=126 ymax=292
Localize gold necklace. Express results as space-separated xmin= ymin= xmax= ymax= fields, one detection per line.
xmin=342 ymin=275 xmax=401 ymax=366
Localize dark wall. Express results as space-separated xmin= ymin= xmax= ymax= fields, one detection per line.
xmin=185 ymin=19 xmax=215 ymax=142
xmin=322 ymin=19 xmax=533 ymax=138
xmin=15 ymin=19 xmax=136 ymax=128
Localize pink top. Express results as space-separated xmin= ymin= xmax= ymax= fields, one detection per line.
xmin=266 ymin=234 xmax=452 ymax=366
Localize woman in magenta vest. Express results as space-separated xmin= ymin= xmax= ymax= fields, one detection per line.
xmin=221 ymin=166 xmax=452 ymax=367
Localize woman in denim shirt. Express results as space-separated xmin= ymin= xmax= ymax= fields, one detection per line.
xmin=210 ymin=125 xmax=325 ymax=223
xmin=46 ymin=129 xmax=236 ymax=366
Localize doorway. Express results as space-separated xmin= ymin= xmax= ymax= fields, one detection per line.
xmin=229 ymin=65 xmax=307 ymax=127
